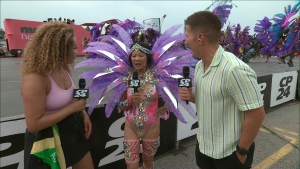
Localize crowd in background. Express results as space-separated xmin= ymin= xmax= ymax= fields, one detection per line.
xmin=44 ymin=17 xmax=76 ymax=24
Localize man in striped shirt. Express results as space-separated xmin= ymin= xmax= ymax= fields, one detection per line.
xmin=179 ymin=11 xmax=265 ymax=169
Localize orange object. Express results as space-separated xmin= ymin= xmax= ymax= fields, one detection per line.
xmin=4 ymin=18 xmax=91 ymax=56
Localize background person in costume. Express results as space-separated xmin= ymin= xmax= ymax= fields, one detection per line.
xmin=104 ymin=24 xmax=112 ymax=35
xmin=180 ymin=11 xmax=265 ymax=169
xmin=0 ymin=48 xmax=5 ymax=58
xmin=253 ymin=17 xmax=273 ymax=62
xmin=256 ymin=2 xmax=300 ymax=66
xmin=76 ymin=22 xmax=198 ymax=169
xmin=276 ymin=15 xmax=300 ymax=67
xmin=82 ymin=36 xmax=90 ymax=57
xmin=242 ymin=34 xmax=262 ymax=63
xmin=21 ymin=22 xmax=94 ymax=169
xmin=99 ymin=24 xmax=113 ymax=43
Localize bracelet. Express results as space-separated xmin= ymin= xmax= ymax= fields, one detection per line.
xmin=117 ymin=99 xmax=130 ymax=110
xmin=163 ymin=105 xmax=170 ymax=113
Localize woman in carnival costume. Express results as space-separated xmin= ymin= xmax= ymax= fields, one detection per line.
xmin=253 ymin=17 xmax=273 ymax=62
xmin=75 ymin=22 xmax=197 ymax=169
xmin=277 ymin=15 xmax=300 ymax=67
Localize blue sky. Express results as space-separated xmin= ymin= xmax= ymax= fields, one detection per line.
xmin=1 ymin=1 xmax=298 ymax=34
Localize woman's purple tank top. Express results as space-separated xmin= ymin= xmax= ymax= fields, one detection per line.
xmin=45 ymin=72 xmax=76 ymax=114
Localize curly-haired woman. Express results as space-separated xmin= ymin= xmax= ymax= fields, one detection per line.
xmin=21 ymin=22 xmax=94 ymax=169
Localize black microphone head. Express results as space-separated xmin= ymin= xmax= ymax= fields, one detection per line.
xmin=183 ymin=66 xmax=190 ymax=77
xmin=133 ymin=71 xmax=139 ymax=80
xmin=79 ymin=78 xmax=86 ymax=89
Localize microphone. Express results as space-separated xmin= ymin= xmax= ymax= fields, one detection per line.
xmin=178 ymin=66 xmax=192 ymax=104
xmin=129 ymin=71 xmax=140 ymax=93
xmin=73 ymin=78 xmax=89 ymax=99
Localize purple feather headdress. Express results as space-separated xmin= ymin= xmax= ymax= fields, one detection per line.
xmin=275 ymin=16 xmax=300 ymax=56
xmin=259 ymin=2 xmax=300 ymax=55
xmin=75 ymin=21 xmax=197 ymax=123
xmin=212 ymin=4 xmax=233 ymax=28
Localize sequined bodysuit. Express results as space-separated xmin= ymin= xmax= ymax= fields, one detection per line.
xmin=124 ymin=69 xmax=159 ymax=137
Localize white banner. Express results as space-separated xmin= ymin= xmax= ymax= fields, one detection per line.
xmin=143 ymin=18 xmax=160 ymax=32
xmin=176 ymin=103 xmax=198 ymax=141
xmin=0 ymin=117 xmax=25 ymax=169
xmin=270 ymin=71 xmax=298 ymax=107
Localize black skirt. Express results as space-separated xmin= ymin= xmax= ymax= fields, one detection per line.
xmin=24 ymin=113 xmax=90 ymax=168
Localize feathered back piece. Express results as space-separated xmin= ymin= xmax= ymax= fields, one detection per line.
xmin=222 ymin=23 xmax=235 ymax=52
xmin=260 ymin=2 xmax=300 ymax=55
xmin=212 ymin=4 xmax=233 ymax=28
xmin=76 ymin=22 xmax=198 ymax=123
xmin=296 ymin=17 xmax=300 ymax=52
xmin=254 ymin=16 xmax=272 ymax=52
xmin=231 ymin=23 xmax=249 ymax=57
xmin=233 ymin=23 xmax=241 ymax=56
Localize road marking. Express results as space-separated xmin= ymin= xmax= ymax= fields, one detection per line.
xmin=272 ymin=126 xmax=298 ymax=136
xmin=259 ymin=128 xmax=270 ymax=134
xmin=253 ymin=134 xmax=298 ymax=169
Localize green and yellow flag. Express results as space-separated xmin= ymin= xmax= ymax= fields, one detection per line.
xmin=30 ymin=124 xmax=66 ymax=169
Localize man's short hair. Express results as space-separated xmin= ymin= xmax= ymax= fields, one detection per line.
xmin=185 ymin=11 xmax=222 ymax=43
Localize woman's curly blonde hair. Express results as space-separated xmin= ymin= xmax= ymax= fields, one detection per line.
xmin=20 ymin=22 xmax=76 ymax=76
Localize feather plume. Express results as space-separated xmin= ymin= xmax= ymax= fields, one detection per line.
xmin=212 ymin=4 xmax=233 ymax=28
xmin=111 ymin=25 xmax=134 ymax=50
xmin=155 ymin=80 xmax=187 ymax=123
xmin=104 ymin=82 xmax=127 ymax=117
xmin=152 ymin=24 xmax=182 ymax=52
xmin=88 ymin=89 xmax=105 ymax=115
xmin=178 ymin=99 xmax=197 ymax=119
xmin=152 ymin=34 xmax=186 ymax=59
xmin=155 ymin=47 xmax=192 ymax=65
xmin=75 ymin=57 xmax=118 ymax=69
xmin=78 ymin=68 xmax=107 ymax=81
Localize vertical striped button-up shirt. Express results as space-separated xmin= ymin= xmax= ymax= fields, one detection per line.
xmin=194 ymin=46 xmax=263 ymax=159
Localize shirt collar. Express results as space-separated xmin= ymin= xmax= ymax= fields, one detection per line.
xmin=210 ymin=45 xmax=224 ymax=67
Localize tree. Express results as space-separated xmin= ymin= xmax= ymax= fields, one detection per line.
xmin=0 ymin=29 xmax=5 ymax=39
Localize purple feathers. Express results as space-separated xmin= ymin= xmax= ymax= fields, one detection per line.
xmin=76 ymin=19 xmax=197 ymax=122
xmin=212 ymin=4 xmax=233 ymax=28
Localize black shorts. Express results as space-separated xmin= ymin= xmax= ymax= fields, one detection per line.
xmin=24 ymin=113 xmax=90 ymax=168
xmin=195 ymin=141 xmax=255 ymax=169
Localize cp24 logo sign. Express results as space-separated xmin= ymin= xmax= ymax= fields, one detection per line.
xmin=98 ymin=117 xmax=126 ymax=167
xmin=276 ymin=76 xmax=293 ymax=101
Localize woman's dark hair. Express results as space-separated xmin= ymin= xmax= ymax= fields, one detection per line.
xmin=129 ymin=42 xmax=153 ymax=67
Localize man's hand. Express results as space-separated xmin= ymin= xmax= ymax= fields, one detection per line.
xmin=130 ymin=93 xmax=144 ymax=105
xmin=179 ymin=87 xmax=193 ymax=103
